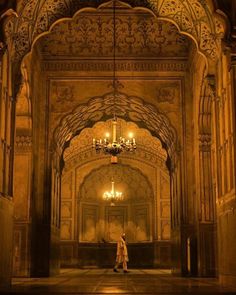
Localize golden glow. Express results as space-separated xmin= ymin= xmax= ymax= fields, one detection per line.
xmin=93 ymin=118 xmax=137 ymax=157
xmin=128 ymin=132 xmax=133 ymax=138
xmin=103 ymin=181 xmax=123 ymax=205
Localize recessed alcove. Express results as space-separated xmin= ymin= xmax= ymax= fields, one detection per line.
xmin=61 ymin=119 xmax=171 ymax=268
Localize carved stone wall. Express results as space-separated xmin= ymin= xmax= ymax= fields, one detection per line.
xmin=0 ymin=197 xmax=13 ymax=286
xmin=215 ymin=51 xmax=236 ymax=287
xmin=39 ymin=12 xmax=190 ymax=58
xmin=0 ymin=47 xmax=15 ymax=286
xmin=78 ymin=164 xmax=153 ymax=243
xmin=7 ymin=0 xmax=225 ymax=66
xmin=61 ymin=160 xmax=170 ymax=242
xmin=34 ymin=23 xmax=183 ymax=267
xmin=13 ymin=159 xmax=31 ymax=277
xmin=1 ymin=0 xmax=236 ymax=288
xmin=12 ymin=57 xmax=33 ymax=277
xmin=51 ymin=80 xmax=181 ymax=162
xmin=5 ymin=0 xmax=230 ymax=280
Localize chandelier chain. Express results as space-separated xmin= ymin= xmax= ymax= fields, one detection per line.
xmin=92 ymin=0 xmax=137 ymax=160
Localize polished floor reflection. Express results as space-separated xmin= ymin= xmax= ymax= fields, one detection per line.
xmin=2 ymin=269 xmax=236 ymax=294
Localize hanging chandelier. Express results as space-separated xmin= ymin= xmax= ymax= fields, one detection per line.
xmin=103 ymin=181 xmax=123 ymax=206
xmin=92 ymin=119 xmax=136 ymax=156
xmin=92 ymin=0 xmax=137 ymax=162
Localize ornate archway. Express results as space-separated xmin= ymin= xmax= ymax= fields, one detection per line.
xmin=2 ymin=0 xmax=226 ymax=97
xmin=60 ymin=124 xmax=171 ymax=268
xmin=3 ymin=0 xmax=228 ymax=281
xmin=6 ymin=0 xmax=225 ymax=65
xmin=1 ymin=0 xmax=236 ymax=288
xmin=53 ymin=91 xmax=178 ymax=168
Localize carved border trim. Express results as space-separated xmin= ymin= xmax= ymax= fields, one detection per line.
xmin=42 ymin=60 xmax=188 ymax=72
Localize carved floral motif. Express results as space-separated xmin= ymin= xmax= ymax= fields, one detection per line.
xmin=63 ymin=118 xmax=167 ymax=163
xmin=8 ymin=0 xmax=224 ymax=64
xmin=156 ymin=84 xmax=179 ymax=104
xmin=39 ymin=14 xmax=189 ymax=58
xmin=15 ymin=135 xmax=32 ymax=149
xmin=79 ymin=164 xmax=153 ymax=202
xmin=53 ymin=90 xmax=178 ymax=160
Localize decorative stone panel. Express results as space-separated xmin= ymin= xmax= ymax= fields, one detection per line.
xmin=105 ymin=206 xmax=127 ymax=242
xmin=60 ymin=220 xmax=72 ymax=240
xmin=81 ymin=205 xmax=98 ymax=242
xmin=39 ymin=14 xmax=189 ymax=58
xmin=134 ymin=205 xmax=150 ymax=242
xmin=9 ymin=0 xmax=225 ymax=64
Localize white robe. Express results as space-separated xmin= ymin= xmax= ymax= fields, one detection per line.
xmin=116 ymin=236 xmax=129 ymax=263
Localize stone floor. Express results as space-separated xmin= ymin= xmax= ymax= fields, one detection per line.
xmin=2 ymin=269 xmax=236 ymax=295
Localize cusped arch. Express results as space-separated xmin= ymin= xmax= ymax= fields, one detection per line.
xmin=9 ymin=0 xmax=225 ymax=66
xmin=79 ymin=163 xmax=154 ymax=202
xmin=53 ymin=91 xmax=178 ymax=165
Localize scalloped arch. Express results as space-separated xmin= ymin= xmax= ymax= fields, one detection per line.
xmin=53 ymin=90 xmax=178 ymax=164
xmin=10 ymin=0 xmax=226 ymax=67
xmin=79 ymin=163 xmax=154 ymax=202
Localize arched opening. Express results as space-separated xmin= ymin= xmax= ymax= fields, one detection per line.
xmin=6 ymin=0 xmax=231 ymax=286
xmin=12 ymin=0 xmax=202 ymax=277
xmin=60 ymin=119 xmax=171 ymax=269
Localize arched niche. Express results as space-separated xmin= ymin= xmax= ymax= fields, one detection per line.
xmin=60 ymin=119 xmax=170 ymax=247
xmin=77 ymin=164 xmax=154 ymax=243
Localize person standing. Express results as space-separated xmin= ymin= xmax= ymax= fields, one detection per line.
xmin=113 ymin=233 xmax=129 ymax=273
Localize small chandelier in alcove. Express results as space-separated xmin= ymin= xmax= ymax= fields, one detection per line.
xmin=103 ymin=180 xmax=123 ymax=206
xmin=92 ymin=0 xmax=137 ymax=163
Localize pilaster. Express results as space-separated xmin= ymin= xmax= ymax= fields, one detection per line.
xmin=192 ymin=76 xmax=217 ymax=277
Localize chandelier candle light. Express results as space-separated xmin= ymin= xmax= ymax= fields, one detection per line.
xmin=103 ymin=180 xmax=123 ymax=206
xmin=92 ymin=0 xmax=137 ymax=163
xmin=92 ymin=119 xmax=136 ymax=161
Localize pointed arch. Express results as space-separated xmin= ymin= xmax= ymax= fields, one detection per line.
xmin=53 ymin=91 xmax=178 ymax=167
xmin=8 ymin=0 xmax=226 ymax=66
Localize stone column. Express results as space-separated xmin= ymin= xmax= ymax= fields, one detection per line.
xmin=197 ymin=77 xmax=217 ymax=277
xmin=30 ymin=64 xmax=48 ymax=276
xmin=30 ymin=150 xmax=61 ymax=276
xmin=198 ymin=135 xmax=217 ymax=276
xmin=49 ymin=156 xmax=62 ymax=275
xmin=217 ymin=49 xmax=236 ymax=287
xmin=170 ymin=160 xmax=182 ymax=275
xmin=0 ymin=44 xmax=14 ymax=287
xmin=231 ymin=54 xmax=236 ymax=192
xmin=13 ymin=135 xmax=32 ymax=277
